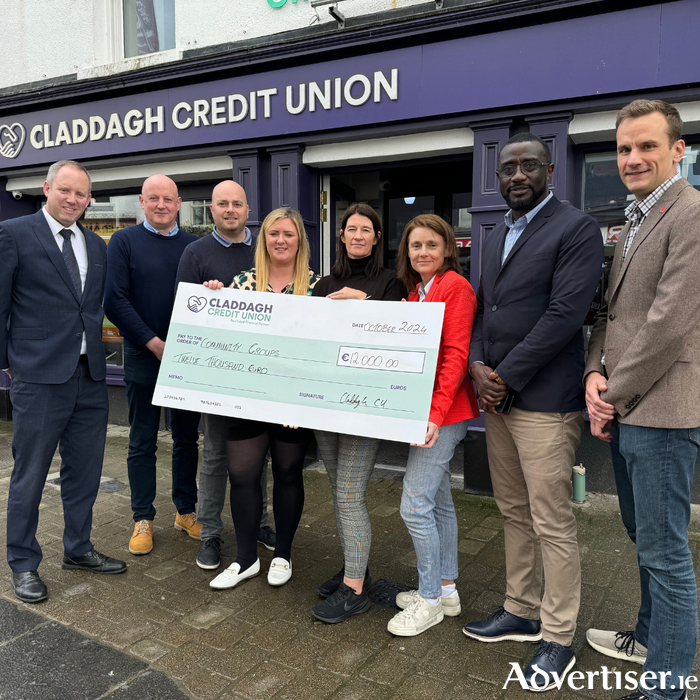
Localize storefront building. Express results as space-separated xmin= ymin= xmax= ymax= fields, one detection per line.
xmin=1 ymin=0 xmax=699 ymax=494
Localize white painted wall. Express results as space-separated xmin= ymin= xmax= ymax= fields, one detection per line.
xmin=2 ymin=0 xmax=97 ymax=88
xmin=0 ymin=0 xmax=429 ymax=90
xmin=176 ymin=0 xmax=428 ymax=51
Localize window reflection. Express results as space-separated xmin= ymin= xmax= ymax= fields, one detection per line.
xmin=123 ymin=0 xmax=176 ymax=58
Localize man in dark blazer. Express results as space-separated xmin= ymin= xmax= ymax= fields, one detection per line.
xmin=585 ymin=100 xmax=699 ymax=700
xmin=0 ymin=160 xmax=126 ymax=604
xmin=463 ymin=134 xmax=603 ymax=689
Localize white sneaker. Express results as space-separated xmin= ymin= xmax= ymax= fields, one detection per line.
xmin=387 ymin=594 xmax=444 ymax=636
xmin=396 ymin=589 xmax=461 ymax=617
xmin=267 ymin=557 xmax=292 ymax=586
xmin=586 ymin=629 xmax=647 ymax=665
xmin=209 ymin=559 xmax=260 ymax=590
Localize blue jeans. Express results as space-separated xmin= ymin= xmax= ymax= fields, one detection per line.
xmin=611 ymin=421 xmax=698 ymax=700
xmin=124 ymin=346 xmax=201 ymax=522
xmin=400 ymin=421 xmax=467 ymax=599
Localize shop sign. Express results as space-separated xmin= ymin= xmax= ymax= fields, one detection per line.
xmin=603 ymin=224 xmax=624 ymax=244
xmin=0 ymin=4 xmax=690 ymax=170
xmin=268 ymin=0 xmax=308 ymax=7
xmin=0 ymin=47 xmax=415 ymax=169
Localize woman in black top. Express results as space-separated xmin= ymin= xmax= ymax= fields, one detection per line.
xmin=310 ymin=203 xmax=406 ymax=624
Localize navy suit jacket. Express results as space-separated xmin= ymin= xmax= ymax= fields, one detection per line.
xmin=469 ymin=195 xmax=604 ymax=413
xmin=0 ymin=210 xmax=107 ymax=383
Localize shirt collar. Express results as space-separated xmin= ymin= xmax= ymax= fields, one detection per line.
xmin=624 ymin=173 xmax=681 ymax=224
xmin=211 ymin=226 xmax=252 ymax=248
xmin=504 ymin=191 xmax=553 ymax=230
xmin=143 ymin=219 xmax=179 ymax=237
xmin=418 ymin=274 xmax=437 ymax=301
xmin=42 ymin=206 xmax=80 ymax=237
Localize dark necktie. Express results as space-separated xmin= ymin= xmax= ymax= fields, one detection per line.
xmin=59 ymin=228 xmax=82 ymax=300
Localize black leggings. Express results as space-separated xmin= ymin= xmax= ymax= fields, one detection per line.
xmin=226 ymin=420 xmax=311 ymax=570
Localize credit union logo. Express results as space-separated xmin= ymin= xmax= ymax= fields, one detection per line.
xmin=0 ymin=122 xmax=26 ymax=159
xmin=187 ymin=296 xmax=208 ymax=313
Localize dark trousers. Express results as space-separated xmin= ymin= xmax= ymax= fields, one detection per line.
xmin=6 ymin=360 xmax=109 ymax=572
xmin=124 ymin=346 xmax=200 ymax=521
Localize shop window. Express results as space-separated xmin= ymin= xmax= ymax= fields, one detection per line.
xmin=81 ymin=195 xmax=142 ymax=368
xmin=179 ymin=199 xmax=213 ymax=236
xmin=581 ymin=145 xmax=700 ymax=346
xmin=452 ymin=192 xmax=472 ymax=278
xmin=583 ymin=145 xmax=700 ymax=247
xmin=123 ymin=0 xmax=176 ymax=58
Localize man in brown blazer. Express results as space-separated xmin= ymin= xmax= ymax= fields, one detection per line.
xmin=585 ymin=100 xmax=699 ymax=700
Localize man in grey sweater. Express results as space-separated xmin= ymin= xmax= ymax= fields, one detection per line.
xmin=175 ymin=180 xmax=275 ymax=569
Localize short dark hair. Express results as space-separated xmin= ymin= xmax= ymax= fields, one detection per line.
xmin=616 ymin=99 xmax=683 ymax=146
xmin=499 ymin=132 xmax=552 ymax=165
xmin=332 ymin=202 xmax=384 ymax=280
xmin=397 ymin=214 xmax=462 ymax=292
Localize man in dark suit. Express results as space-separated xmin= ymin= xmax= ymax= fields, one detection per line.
xmin=0 ymin=160 xmax=126 ymax=604
xmin=463 ymin=134 xmax=603 ymax=689
xmin=585 ymin=100 xmax=699 ymax=700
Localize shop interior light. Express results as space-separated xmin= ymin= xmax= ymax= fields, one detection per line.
xmin=404 ymin=197 xmax=416 ymax=205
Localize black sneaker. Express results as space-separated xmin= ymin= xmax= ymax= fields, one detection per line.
xmin=317 ymin=565 xmax=372 ymax=598
xmin=196 ymin=536 xmax=222 ymax=570
xmin=310 ymin=582 xmax=372 ymax=624
xmin=257 ymin=525 xmax=276 ymax=551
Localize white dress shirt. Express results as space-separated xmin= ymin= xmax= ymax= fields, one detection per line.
xmin=418 ymin=274 xmax=436 ymax=302
xmin=42 ymin=207 xmax=88 ymax=354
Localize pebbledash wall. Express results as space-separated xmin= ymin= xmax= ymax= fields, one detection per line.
xmin=1 ymin=0 xmax=699 ymax=497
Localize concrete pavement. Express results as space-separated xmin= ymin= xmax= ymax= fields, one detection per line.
xmin=0 ymin=420 xmax=698 ymax=699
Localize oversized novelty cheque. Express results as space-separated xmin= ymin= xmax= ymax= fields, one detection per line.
xmin=153 ymin=283 xmax=445 ymax=443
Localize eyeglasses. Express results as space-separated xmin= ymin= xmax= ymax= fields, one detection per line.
xmin=497 ymin=161 xmax=553 ymax=178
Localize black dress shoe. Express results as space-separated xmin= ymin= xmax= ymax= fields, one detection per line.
xmin=62 ymin=549 xmax=127 ymax=574
xmin=463 ymin=606 xmax=542 ymax=642
xmin=12 ymin=570 xmax=48 ymax=603
xmin=524 ymin=640 xmax=576 ymax=690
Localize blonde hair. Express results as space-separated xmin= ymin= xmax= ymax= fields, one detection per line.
xmin=254 ymin=208 xmax=311 ymax=296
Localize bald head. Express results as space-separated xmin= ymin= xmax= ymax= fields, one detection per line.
xmin=139 ymin=175 xmax=181 ymax=234
xmin=210 ymin=180 xmax=249 ymax=242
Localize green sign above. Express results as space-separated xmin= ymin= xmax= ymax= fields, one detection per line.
xmin=268 ymin=0 xmax=308 ymax=7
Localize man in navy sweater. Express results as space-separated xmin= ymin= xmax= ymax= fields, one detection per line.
xmin=105 ymin=175 xmax=201 ymax=556
xmin=175 ymin=180 xmax=275 ymax=571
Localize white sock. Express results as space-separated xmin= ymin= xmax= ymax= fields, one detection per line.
xmin=442 ymin=584 xmax=456 ymax=597
xmin=426 ymin=597 xmax=440 ymax=606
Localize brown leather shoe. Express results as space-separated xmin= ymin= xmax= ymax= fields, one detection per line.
xmin=174 ymin=511 xmax=202 ymax=540
xmin=128 ymin=520 xmax=153 ymax=555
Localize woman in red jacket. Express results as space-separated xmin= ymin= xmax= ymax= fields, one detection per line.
xmin=387 ymin=214 xmax=479 ymax=637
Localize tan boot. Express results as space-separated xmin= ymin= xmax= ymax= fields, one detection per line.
xmin=174 ymin=512 xmax=202 ymax=540
xmin=129 ymin=520 xmax=153 ymax=555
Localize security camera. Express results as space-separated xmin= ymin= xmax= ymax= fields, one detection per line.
xmin=379 ymin=180 xmax=391 ymax=192
xmin=12 ymin=191 xmax=22 ymax=200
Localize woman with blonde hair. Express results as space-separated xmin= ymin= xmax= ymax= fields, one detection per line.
xmin=205 ymin=208 xmax=320 ymax=590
